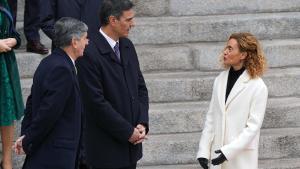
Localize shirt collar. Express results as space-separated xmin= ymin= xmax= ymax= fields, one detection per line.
xmin=69 ymin=56 xmax=75 ymax=66
xmin=99 ymin=28 xmax=119 ymax=50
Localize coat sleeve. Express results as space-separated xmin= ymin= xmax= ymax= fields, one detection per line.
xmin=22 ymin=66 xmax=73 ymax=155
xmin=134 ymin=47 xmax=149 ymax=133
xmin=197 ymin=79 xmax=217 ymax=159
xmin=21 ymin=93 xmax=32 ymax=136
xmin=11 ymin=31 xmax=21 ymax=49
xmin=221 ymin=82 xmax=268 ymax=160
xmin=137 ymin=68 xmax=149 ymax=133
xmin=76 ymin=54 xmax=134 ymax=143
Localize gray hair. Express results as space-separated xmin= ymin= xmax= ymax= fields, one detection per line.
xmin=54 ymin=17 xmax=88 ymax=48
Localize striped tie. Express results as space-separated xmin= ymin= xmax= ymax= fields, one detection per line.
xmin=114 ymin=42 xmax=120 ymax=62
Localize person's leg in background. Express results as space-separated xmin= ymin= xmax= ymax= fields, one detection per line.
xmin=7 ymin=0 xmax=17 ymax=27
xmin=24 ymin=0 xmax=49 ymax=54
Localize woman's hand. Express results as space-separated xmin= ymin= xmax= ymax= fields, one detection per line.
xmin=4 ymin=38 xmax=17 ymax=48
xmin=211 ymin=150 xmax=227 ymax=165
xmin=0 ymin=38 xmax=17 ymax=52
xmin=198 ymin=158 xmax=208 ymax=169
xmin=0 ymin=39 xmax=12 ymax=52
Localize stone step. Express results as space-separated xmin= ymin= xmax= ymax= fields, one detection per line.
xmin=16 ymin=96 xmax=297 ymax=136
xmin=258 ymin=158 xmax=300 ymax=169
xmin=149 ymin=97 xmax=300 ymax=134
xmin=137 ymin=158 xmax=300 ymax=169
xmin=16 ymin=0 xmax=24 ymax=21
xmin=130 ymin=12 xmax=300 ymax=45
xmin=16 ymin=38 xmax=300 ymax=79
xmin=138 ymin=128 xmax=300 ymax=165
xmin=16 ymin=50 xmax=47 ymax=78
xmin=134 ymin=0 xmax=300 ymax=17
xmin=137 ymin=39 xmax=300 ymax=72
xmin=144 ymin=67 xmax=300 ymax=102
xmin=14 ymin=12 xmax=300 ymax=46
xmin=17 ymin=0 xmax=300 ymax=20
xmin=20 ymin=67 xmax=300 ymax=103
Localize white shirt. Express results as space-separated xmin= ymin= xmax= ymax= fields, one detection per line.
xmin=99 ymin=28 xmax=119 ymax=50
xmin=69 ymin=56 xmax=75 ymax=66
xmin=60 ymin=47 xmax=77 ymax=74
xmin=69 ymin=56 xmax=77 ymax=74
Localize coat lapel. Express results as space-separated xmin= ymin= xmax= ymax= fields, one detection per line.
xmin=54 ymin=48 xmax=80 ymax=90
xmin=119 ymin=38 xmax=130 ymax=67
xmin=92 ymin=31 xmax=121 ymax=64
xmin=225 ymin=70 xmax=250 ymax=109
xmin=217 ymin=70 xmax=229 ymax=114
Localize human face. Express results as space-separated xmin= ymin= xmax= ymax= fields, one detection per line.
xmin=113 ymin=9 xmax=135 ymax=38
xmin=74 ymin=32 xmax=89 ymax=58
xmin=223 ymin=38 xmax=246 ymax=70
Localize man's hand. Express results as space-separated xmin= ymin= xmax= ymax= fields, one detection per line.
xmin=197 ymin=158 xmax=208 ymax=169
xmin=128 ymin=128 xmax=140 ymax=144
xmin=13 ymin=135 xmax=25 ymax=155
xmin=133 ymin=124 xmax=147 ymax=145
xmin=211 ymin=150 xmax=227 ymax=165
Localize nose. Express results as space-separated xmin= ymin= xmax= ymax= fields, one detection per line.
xmin=223 ymin=48 xmax=228 ymax=55
xmin=131 ymin=19 xmax=135 ymax=28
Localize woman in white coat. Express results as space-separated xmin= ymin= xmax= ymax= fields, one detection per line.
xmin=196 ymin=32 xmax=268 ymax=169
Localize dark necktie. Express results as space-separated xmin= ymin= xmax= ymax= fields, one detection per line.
xmin=113 ymin=42 xmax=120 ymax=62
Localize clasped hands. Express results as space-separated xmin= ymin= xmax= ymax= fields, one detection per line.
xmin=198 ymin=150 xmax=227 ymax=169
xmin=128 ymin=124 xmax=147 ymax=145
xmin=12 ymin=135 xmax=25 ymax=155
xmin=0 ymin=38 xmax=17 ymax=52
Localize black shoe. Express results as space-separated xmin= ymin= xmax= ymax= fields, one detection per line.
xmin=26 ymin=41 xmax=49 ymax=55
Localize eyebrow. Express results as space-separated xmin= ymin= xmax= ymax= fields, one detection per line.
xmin=126 ymin=17 xmax=134 ymax=21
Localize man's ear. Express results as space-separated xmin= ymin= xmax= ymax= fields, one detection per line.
xmin=108 ymin=15 xmax=117 ymax=26
xmin=71 ymin=38 xmax=78 ymax=49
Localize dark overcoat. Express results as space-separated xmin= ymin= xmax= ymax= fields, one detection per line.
xmin=76 ymin=31 xmax=149 ymax=168
xmin=21 ymin=48 xmax=82 ymax=169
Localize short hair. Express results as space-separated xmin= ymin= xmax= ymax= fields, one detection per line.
xmin=54 ymin=17 xmax=88 ymax=48
xmin=220 ymin=32 xmax=267 ymax=79
xmin=99 ymin=0 xmax=134 ymax=26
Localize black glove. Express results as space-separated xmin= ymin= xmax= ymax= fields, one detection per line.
xmin=197 ymin=158 xmax=208 ymax=169
xmin=211 ymin=150 xmax=227 ymax=165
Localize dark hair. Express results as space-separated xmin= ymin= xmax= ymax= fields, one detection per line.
xmin=54 ymin=17 xmax=88 ymax=48
xmin=99 ymin=0 xmax=134 ymax=26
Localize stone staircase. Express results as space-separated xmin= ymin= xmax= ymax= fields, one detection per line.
xmin=11 ymin=0 xmax=300 ymax=169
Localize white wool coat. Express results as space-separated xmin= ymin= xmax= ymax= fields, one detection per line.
xmin=197 ymin=69 xmax=268 ymax=169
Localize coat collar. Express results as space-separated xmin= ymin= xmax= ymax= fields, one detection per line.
xmin=225 ymin=69 xmax=250 ymax=107
xmin=52 ymin=48 xmax=80 ymax=90
xmin=52 ymin=48 xmax=75 ymax=71
xmin=92 ymin=31 xmax=130 ymax=66
xmin=218 ymin=69 xmax=251 ymax=112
